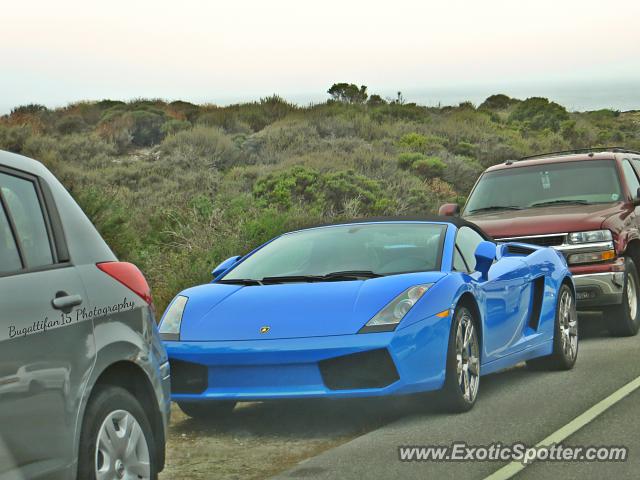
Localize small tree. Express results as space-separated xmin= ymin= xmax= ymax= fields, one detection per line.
xmin=479 ymin=94 xmax=518 ymax=110
xmin=367 ymin=94 xmax=386 ymax=106
xmin=327 ymin=83 xmax=368 ymax=104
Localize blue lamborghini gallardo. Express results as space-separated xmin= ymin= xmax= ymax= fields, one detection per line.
xmin=160 ymin=217 xmax=577 ymax=415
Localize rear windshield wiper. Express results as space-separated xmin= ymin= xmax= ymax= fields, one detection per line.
xmin=530 ymin=199 xmax=589 ymax=207
xmin=468 ymin=205 xmax=522 ymax=214
xmin=217 ymin=278 xmax=263 ymax=286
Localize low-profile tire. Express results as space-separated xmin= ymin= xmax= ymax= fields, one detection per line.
xmin=177 ymin=400 xmax=236 ymax=419
xmin=602 ymin=257 xmax=640 ymax=337
xmin=527 ymin=283 xmax=578 ymax=371
xmin=441 ymin=304 xmax=481 ymax=413
xmin=78 ymin=385 xmax=157 ymax=480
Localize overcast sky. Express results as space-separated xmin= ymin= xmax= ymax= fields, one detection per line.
xmin=1 ymin=0 xmax=639 ymax=112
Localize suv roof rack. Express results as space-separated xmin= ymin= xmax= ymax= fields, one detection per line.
xmin=505 ymin=147 xmax=640 ymax=164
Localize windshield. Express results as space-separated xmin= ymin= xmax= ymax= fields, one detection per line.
xmin=220 ymin=223 xmax=446 ymax=281
xmin=464 ymin=160 xmax=622 ymax=214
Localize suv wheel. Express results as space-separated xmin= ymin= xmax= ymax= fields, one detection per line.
xmin=78 ymin=386 xmax=157 ymax=480
xmin=603 ymin=257 xmax=640 ymax=337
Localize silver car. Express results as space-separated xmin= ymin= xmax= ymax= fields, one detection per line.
xmin=0 ymin=150 xmax=170 ymax=480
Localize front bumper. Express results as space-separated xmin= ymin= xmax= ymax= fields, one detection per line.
xmin=573 ymin=271 xmax=624 ymax=308
xmin=164 ymin=313 xmax=452 ymax=402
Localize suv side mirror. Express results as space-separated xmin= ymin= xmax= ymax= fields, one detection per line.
xmin=212 ymin=255 xmax=242 ymax=279
xmin=474 ymin=241 xmax=496 ymax=280
xmin=438 ymin=203 xmax=460 ymax=216
xmin=634 ymin=187 xmax=640 ymax=206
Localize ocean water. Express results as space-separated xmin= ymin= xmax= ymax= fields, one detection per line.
xmin=1 ymin=80 xmax=638 ymax=115
xmin=283 ymin=80 xmax=640 ymax=113
xmin=401 ymin=81 xmax=639 ymax=112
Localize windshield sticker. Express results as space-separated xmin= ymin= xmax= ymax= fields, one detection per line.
xmin=540 ymin=172 xmax=551 ymax=190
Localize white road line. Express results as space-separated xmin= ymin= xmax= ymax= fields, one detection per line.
xmin=484 ymin=375 xmax=640 ymax=480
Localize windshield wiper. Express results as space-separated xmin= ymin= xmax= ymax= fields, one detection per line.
xmin=217 ymin=278 xmax=263 ymax=286
xmin=530 ymin=199 xmax=589 ymax=207
xmin=261 ymin=271 xmax=383 ymax=284
xmin=468 ymin=205 xmax=523 ymax=214
xmin=261 ymin=275 xmax=324 ymax=284
xmin=321 ymin=270 xmax=383 ymax=280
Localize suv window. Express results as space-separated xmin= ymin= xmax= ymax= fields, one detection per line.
xmin=622 ymin=160 xmax=640 ymax=199
xmin=0 ymin=203 xmax=22 ymax=273
xmin=464 ymin=160 xmax=622 ymax=214
xmin=0 ymin=172 xmax=53 ymax=269
xmin=455 ymin=227 xmax=484 ymax=272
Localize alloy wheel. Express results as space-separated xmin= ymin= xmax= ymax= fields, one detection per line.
xmin=455 ymin=313 xmax=480 ymax=403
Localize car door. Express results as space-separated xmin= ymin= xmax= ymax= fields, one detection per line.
xmin=454 ymin=227 xmax=531 ymax=360
xmin=626 ymin=158 xmax=640 ymax=234
xmin=0 ymin=167 xmax=91 ymax=479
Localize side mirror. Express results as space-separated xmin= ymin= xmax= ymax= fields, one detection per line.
xmin=212 ymin=255 xmax=242 ymax=279
xmin=474 ymin=241 xmax=496 ymax=280
xmin=634 ymin=187 xmax=640 ymax=206
xmin=438 ymin=203 xmax=460 ymax=216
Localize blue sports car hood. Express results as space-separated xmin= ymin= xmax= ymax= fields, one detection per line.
xmin=178 ymin=271 xmax=446 ymax=341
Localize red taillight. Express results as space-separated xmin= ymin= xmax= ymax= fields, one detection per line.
xmin=97 ymin=261 xmax=153 ymax=306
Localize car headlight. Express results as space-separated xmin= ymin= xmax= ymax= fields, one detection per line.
xmin=568 ymin=230 xmax=612 ymax=244
xmin=359 ymin=284 xmax=433 ymax=333
xmin=568 ymin=250 xmax=616 ymax=265
xmin=159 ymin=295 xmax=188 ymax=340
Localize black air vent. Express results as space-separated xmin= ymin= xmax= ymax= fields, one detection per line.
xmin=506 ymin=244 xmax=535 ymax=256
xmin=319 ymin=349 xmax=399 ymax=390
xmin=528 ymin=277 xmax=546 ymax=330
xmin=169 ymin=359 xmax=208 ymax=394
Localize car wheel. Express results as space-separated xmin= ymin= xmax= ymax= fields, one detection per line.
xmin=177 ymin=400 xmax=236 ymax=419
xmin=603 ymin=257 xmax=640 ymax=337
xmin=441 ymin=305 xmax=480 ymax=413
xmin=527 ymin=283 xmax=578 ymax=371
xmin=78 ymin=386 xmax=157 ymax=480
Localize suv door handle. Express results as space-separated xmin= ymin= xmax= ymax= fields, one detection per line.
xmin=52 ymin=292 xmax=83 ymax=311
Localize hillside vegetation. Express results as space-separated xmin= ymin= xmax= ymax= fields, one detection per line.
xmin=2 ymin=85 xmax=639 ymax=311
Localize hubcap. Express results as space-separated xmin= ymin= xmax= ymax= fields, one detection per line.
xmin=455 ymin=313 xmax=480 ymax=403
xmin=627 ymin=274 xmax=637 ymax=321
xmin=95 ymin=409 xmax=150 ymax=480
xmin=559 ymin=289 xmax=578 ymax=361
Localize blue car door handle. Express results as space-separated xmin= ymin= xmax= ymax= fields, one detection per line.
xmin=52 ymin=292 xmax=83 ymax=311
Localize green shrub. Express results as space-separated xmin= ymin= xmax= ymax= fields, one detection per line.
xmin=479 ymin=94 xmax=518 ymax=110
xmin=411 ymin=156 xmax=446 ymax=179
xmin=159 ymin=126 xmax=238 ymax=169
xmin=161 ymin=119 xmax=191 ymax=136
xmin=509 ymin=97 xmax=569 ymax=132
xmin=398 ymin=132 xmax=446 ymax=153
xmin=0 ymin=125 xmax=32 ymax=153
xmin=398 ymin=152 xmax=425 ymax=169
xmin=56 ymin=114 xmax=87 ymax=134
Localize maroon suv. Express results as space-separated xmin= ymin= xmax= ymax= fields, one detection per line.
xmin=440 ymin=148 xmax=640 ymax=337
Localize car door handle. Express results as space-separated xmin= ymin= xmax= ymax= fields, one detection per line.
xmin=52 ymin=292 xmax=83 ymax=311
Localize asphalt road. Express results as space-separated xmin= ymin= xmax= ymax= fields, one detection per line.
xmin=274 ymin=314 xmax=640 ymax=479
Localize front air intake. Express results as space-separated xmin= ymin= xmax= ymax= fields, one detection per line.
xmin=169 ymin=359 xmax=208 ymax=394
xmin=319 ymin=349 xmax=399 ymax=390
